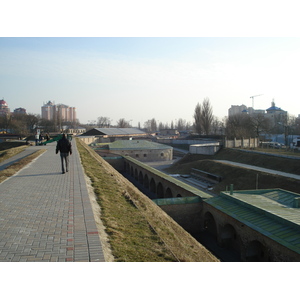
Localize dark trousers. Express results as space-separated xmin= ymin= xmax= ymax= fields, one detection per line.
xmin=60 ymin=152 xmax=69 ymax=173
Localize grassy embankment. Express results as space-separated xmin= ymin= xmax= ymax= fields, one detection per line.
xmin=76 ymin=138 xmax=218 ymax=262
xmin=0 ymin=143 xmax=46 ymax=183
xmin=166 ymin=148 xmax=300 ymax=194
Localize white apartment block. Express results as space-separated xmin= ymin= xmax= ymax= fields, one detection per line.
xmin=41 ymin=101 xmax=76 ymax=123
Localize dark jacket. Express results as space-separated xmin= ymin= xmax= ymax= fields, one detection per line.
xmin=56 ymin=137 xmax=72 ymax=154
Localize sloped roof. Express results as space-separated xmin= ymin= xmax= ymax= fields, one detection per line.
xmin=86 ymin=127 xmax=146 ymax=136
xmin=205 ymin=189 xmax=300 ymax=254
xmin=109 ymin=140 xmax=172 ymax=150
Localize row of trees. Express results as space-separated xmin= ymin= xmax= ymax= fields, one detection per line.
xmin=0 ymin=113 xmax=80 ymax=136
xmin=3 ymin=98 xmax=299 ymax=140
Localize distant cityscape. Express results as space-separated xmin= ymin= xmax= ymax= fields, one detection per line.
xmin=1 ymin=97 xmax=300 ymax=125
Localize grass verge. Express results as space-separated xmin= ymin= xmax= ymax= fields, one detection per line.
xmin=0 ymin=149 xmax=46 ymax=183
xmin=76 ymin=138 xmax=218 ymax=262
xmin=0 ymin=145 xmax=29 ymax=164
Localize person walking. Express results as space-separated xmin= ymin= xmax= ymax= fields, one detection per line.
xmin=35 ymin=133 xmax=39 ymax=146
xmin=56 ymin=133 xmax=72 ymax=174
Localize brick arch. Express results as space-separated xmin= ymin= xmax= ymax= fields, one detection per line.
xmin=165 ymin=187 xmax=173 ymax=198
xmin=144 ymin=174 xmax=149 ymax=189
xmin=130 ymin=166 xmax=134 ymax=177
xmin=150 ymin=178 xmax=156 ymax=194
xmin=138 ymin=171 xmax=143 ymax=185
xmin=157 ymin=182 xmax=164 ymax=198
xmin=220 ymin=223 xmax=238 ymax=249
xmin=204 ymin=211 xmax=217 ymax=238
xmin=246 ymin=240 xmax=267 ymax=262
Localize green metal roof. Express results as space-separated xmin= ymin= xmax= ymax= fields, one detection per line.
xmin=153 ymin=196 xmax=202 ymax=206
xmin=205 ymin=189 xmax=300 ymax=254
xmin=109 ymin=140 xmax=172 ymax=151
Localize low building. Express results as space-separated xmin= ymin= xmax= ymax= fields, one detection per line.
xmin=189 ymin=143 xmax=220 ymax=155
xmin=108 ymin=140 xmax=173 ymax=162
xmin=80 ymin=127 xmax=148 ymax=143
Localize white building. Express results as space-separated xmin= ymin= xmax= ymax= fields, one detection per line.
xmin=41 ymin=101 xmax=76 ymax=123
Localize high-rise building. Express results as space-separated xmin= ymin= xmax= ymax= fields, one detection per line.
xmin=41 ymin=101 xmax=76 ymax=123
xmin=0 ymin=99 xmax=10 ymax=115
xmin=14 ymin=107 xmax=27 ymax=114
xmin=228 ymin=104 xmax=248 ymax=116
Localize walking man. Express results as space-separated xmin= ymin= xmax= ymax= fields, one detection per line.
xmin=56 ymin=134 xmax=72 ymax=174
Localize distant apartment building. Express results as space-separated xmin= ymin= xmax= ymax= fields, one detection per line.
xmin=41 ymin=101 xmax=76 ymax=123
xmin=0 ymin=99 xmax=10 ymax=115
xmin=228 ymin=101 xmax=287 ymax=126
xmin=228 ymin=104 xmax=248 ymax=116
xmin=14 ymin=107 xmax=27 ymax=114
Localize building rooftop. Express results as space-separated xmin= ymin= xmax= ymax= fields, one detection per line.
xmin=109 ymin=140 xmax=172 ymax=151
xmin=92 ymin=127 xmax=146 ymax=136
xmin=205 ymin=189 xmax=300 ymax=254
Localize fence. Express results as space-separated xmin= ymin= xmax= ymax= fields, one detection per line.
xmin=224 ymin=137 xmax=258 ymax=148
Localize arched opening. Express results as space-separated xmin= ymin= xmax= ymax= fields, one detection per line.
xmin=157 ymin=182 xmax=164 ymax=198
xmin=138 ymin=171 xmax=143 ymax=185
xmin=203 ymin=211 xmax=217 ymax=237
xmin=144 ymin=174 xmax=149 ymax=189
xmin=246 ymin=240 xmax=266 ymax=262
xmin=165 ymin=187 xmax=173 ymax=198
xmin=176 ymin=194 xmax=182 ymax=197
xmin=220 ymin=224 xmax=237 ymax=249
xmin=134 ymin=168 xmax=138 ymax=180
xmin=150 ymin=178 xmax=156 ymax=194
xmin=130 ymin=166 xmax=134 ymax=177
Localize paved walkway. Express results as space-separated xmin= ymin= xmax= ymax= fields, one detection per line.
xmin=0 ymin=146 xmax=39 ymax=171
xmin=0 ymin=141 xmax=105 ymax=262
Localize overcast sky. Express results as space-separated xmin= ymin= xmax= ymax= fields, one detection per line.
xmin=1 ymin=2 xmax=300 ymax=127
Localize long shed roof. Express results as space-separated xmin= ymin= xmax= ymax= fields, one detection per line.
xmin=93 ymin=127 xmax=146 ymax=136
xmin=205 ymin=189 xmax=300 ymax=254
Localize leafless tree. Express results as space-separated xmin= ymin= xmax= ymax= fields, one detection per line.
xmin=201 ymin=98 xmax=214 ymax=135
xmin=193 ymin=102 xmax=202 ymax=134
xmin=225 ymin=114 xmax=253 ymax=139
xmin=117 ymin=118 xmax=131 ymax=128
xmin=144 ymin=118 xmax=157 ymax=132
xmin=97 ymin=116 xmax=111 ymax=127
xmin=251 ymin=113 xmax=271 ymax=137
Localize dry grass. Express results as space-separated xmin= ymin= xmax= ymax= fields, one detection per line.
xmin=0 ymin=149 xmax=46 ymax=183
xmin=0 ymin=145 xmax=29 ymax=164
xmin=76 ymin=138 xmax=218 ymax=262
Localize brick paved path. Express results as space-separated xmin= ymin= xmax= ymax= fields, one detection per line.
xmin=0 ymin=141 xmax=105 ymax=262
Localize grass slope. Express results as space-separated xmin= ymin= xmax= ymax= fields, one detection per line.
xmin=76 ymin=138 xmax=218 ymax=262
xmin=166 ymin=148 xmax=300 ymax=194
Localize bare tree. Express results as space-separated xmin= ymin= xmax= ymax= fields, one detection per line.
xmin=201 ymin=98 xmax=213 ymax=135
xmin=211 ymin=116 xmax=223 ymax=135
xmin=97 ymin=116 xmax=111 ymax=127
xmin=225 ymin=114 xmax=253 ymax=139
xmin=251 ymin=113 xmax=271 ymax=137
xmin=193 ymin=102 xmax=202 ymax=134
xmin=144 ymin=118 xmax=157 ymax=132
xmin=177 ymin=118 xmax=187 ymax=131
xmin=117 ymin=118 xmax=131 ymax=128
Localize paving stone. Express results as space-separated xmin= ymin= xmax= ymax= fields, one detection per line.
xmin=0 ymin=142 xmax=105 ymax=262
